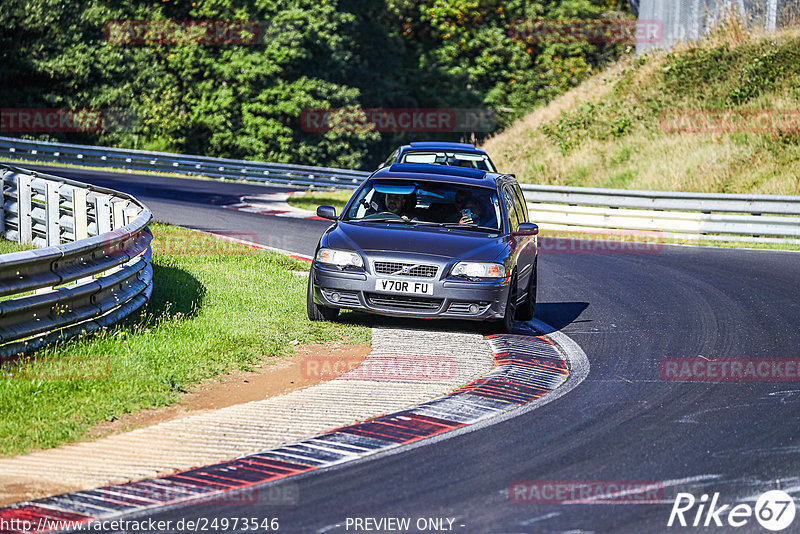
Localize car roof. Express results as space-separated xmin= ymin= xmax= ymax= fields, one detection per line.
xmin=402 ymin=142 xmax=487 ymax=155
xmin=371 ymin=163 xmax=509 ymax=188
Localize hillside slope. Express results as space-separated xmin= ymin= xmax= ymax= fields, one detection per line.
xmin=483 ymin=27 xmax=800 ymax=195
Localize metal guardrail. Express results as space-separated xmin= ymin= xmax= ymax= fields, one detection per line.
xmin=520 ymin=184 xmax=800 ymax=243
xmin=0 ymin=136 xmax=369 ymax=189
xmin=0 ymin=163 xmax=153 ymax=358
xmin=1 ymin=136 xmax=798 ymax=243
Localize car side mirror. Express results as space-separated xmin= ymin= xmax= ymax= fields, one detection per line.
xmin=515 ymin=222 xmax=539 ymax=236
xmin=317 ymin=205 xmax=338 ymax=220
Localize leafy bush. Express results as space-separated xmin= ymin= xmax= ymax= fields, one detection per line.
xmin=0 ymin=0 xmax=631 ymax=169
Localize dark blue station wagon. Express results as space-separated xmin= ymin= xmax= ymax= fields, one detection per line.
xmin=307 ymin=163 xmax=538 ymax=332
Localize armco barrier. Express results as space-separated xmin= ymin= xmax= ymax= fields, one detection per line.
xmin=520 ymin=184 xmax=800 ymax=244
xmin=1 ymin=136 xmax=798 ymax=243
xmin=0 ymin=163 xmax=153 ymax=358
xmin=0 ymin=136 xmax=369 ymax=189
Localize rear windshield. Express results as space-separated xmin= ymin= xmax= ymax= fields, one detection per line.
xmin=398 ymin=151 xmax=496 ymax=172
xmin=344 ymin=180 xmax=502 ymax=231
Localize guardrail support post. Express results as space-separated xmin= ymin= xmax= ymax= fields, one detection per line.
xmin=72 ymin=187 xmax=88 ymax=241
xmin=17 ymin=174 xmax=33 ymax=245
xmin=94 ymin=194 xmax=112 ymax=235
xmin=111 ymin=199 xmax=126 ymax=230
xmin=45 ymin=182 xmax=61 ymax=246
xmin=0 ymin=172 xmax=5 ymax=237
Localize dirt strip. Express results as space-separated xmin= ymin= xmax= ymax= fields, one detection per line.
xmin=0 ymin=327 xmax=494 ymax=506
xmin=0 ymin=343 xmax=369 ymax=506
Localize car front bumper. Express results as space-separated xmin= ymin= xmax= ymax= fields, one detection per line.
xmin=310 ymin=259 xmax=510 ymax=321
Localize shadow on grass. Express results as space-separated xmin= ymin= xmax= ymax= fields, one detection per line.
xmin=0 ymin=265 xmax=206 ymax=364
xmin=138 ymin=264 xmax=206 ymax=324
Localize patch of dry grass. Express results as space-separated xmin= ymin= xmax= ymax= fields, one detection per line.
xmin=483 ymin=26 xmax=800 ymax=196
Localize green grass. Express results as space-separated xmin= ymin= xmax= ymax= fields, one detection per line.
xmin=482 ymin=26 xmax=800 ymax=251
xmin=484 ymin=26 xmax=800 ymax=196
xmin=0 ymin=240 xmax=33 ymax=255
xmin=287 ymin=190 xmax=354 ymax=213
xmin=0 ymin=224 xmax=370 ymax=456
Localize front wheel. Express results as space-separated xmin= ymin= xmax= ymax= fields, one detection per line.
xmin=515 ymin=260 xmax=537 ymax=322
xmin=306 ymin=268 xmax=340 ymax=322
xmin=498 ymin=272 xmax=518 ymax=333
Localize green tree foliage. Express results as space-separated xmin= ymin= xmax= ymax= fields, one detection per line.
xmin=0 ymin=0 xmax=630 ymax=168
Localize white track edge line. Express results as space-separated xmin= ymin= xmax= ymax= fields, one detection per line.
xmin=107 ymin=317 xmax=590 ymax=525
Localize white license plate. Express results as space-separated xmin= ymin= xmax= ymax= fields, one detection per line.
xmin=375 ymin=278 xmax=433 ymax=295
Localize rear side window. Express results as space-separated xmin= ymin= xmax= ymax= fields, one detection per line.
xmin=513 ymin=184 xmax=528 ymax=223
xmin=382 ymin=149 xmax=399 ymax=167
xmin=503 ymin=187 xmax=521 ymax=231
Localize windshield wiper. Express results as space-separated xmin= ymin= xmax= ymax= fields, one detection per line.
xmin=436 ymin=222 xmax=499 ymax=232
xmin=352 ymin=217 xmax=415 ymax=224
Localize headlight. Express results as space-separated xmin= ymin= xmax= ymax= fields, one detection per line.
xmin=316 ymin=248 xmax=364 ymax=268
xmin=451 ymin=262 xmax=504 ymax=279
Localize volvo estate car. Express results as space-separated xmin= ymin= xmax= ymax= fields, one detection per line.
xmin=378 ymin=141 xmax=497 ymax=172
xmin=306 ymin=163 xmax=538 ymax=332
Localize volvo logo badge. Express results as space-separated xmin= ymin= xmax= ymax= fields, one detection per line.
xmin=392 ymin=264 xmax=418 ymax=276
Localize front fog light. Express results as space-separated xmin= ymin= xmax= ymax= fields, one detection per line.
xmin=316 ymin=248 xmax=364 ymax=268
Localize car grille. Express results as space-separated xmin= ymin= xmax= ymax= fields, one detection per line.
xmin=373 ymin=261 xmax=438 ymax=278
xmin=366 ymin=293 xmax=443 ymax=311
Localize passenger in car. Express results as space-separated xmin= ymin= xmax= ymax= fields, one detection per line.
xmin=458 ymin=197 xmax=486 ymax=225
xmin=441 ymin=192 xmax=489 ymax=226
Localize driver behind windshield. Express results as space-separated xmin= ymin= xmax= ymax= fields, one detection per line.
xmin=384 ymin=192 xmax=417 ymax=219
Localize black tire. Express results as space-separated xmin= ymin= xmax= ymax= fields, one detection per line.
xmin=499 ymin=272 xmax=518 ymax=333
xmin=306 ymin=268 xmax=339 ymax=322
xmin=515 ymin=259 xmax=537 ymax=322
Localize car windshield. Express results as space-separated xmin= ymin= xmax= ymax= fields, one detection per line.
xmin=398 ymin=150 xmax=496 ymax=172
xmin=344 ymin=180 xmax=502 ymax=231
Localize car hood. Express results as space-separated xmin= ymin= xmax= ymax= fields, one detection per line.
xmin=323 ymin=221 xmax=508 ymax=262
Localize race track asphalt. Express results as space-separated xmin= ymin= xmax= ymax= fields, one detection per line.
xmin=25 ymin=165 xmax=800 ymax=533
